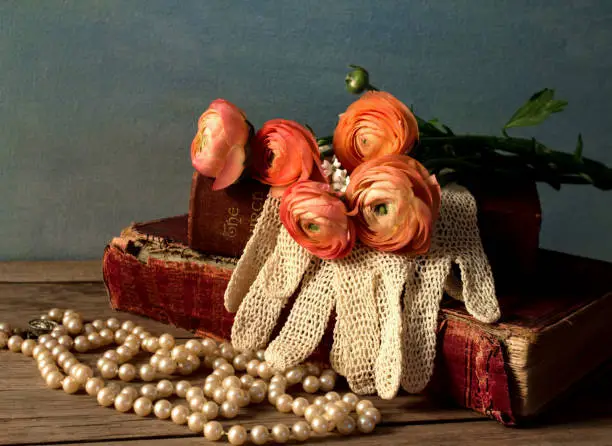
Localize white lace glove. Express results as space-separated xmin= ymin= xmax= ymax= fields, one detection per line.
xmin=224 ymin=185 xmax=500 ymax=399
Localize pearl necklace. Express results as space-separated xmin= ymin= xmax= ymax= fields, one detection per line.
xmin=0 ymin=309 xmax=381 ymax=444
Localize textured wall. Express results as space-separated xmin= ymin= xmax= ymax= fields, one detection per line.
xmin=1 ymin=0 xmax=611 ymax=261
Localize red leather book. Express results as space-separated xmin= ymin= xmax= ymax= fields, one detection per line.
xmin=187 ymin=174 xmax=542 ymax=289
xmin=103 ymin=217 xmax=612 ymax=426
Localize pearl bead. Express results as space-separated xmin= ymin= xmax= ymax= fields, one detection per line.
xmin=61 ymin=357 xmax=78 ymax=372
xmin=0 ymin=332 xmax=8 ymax=349
xmin=357 ymin=414 xmax=376 ymax=433
xmin=363 ymin=407 xmax=382 ymax=424
xmin=257 ymin=361 xmax=274 ymax=379
xmin=118 ymin=363 xmax=136 ymax=382
xmin=139 ymin=364 xmax=156 ymax=381
xmin=121 ymin=320 xmax=135 ymax=332
xmin=73 ymin=336 xmax=90 ymax=353
xmin=302 ymin=375 xmax=320 ymax=393
xmin=174 ymin=380 xmax=191 ymax=398
xmin=271 ymin=423 xmax=290 ymax=443
xmin=72 ymin=364 xmax=93 ymax=385
xmin=292 ymin=421 xmax=311 ymax=441
xmin=248 ymin=385 xmax=266 ymax=404
xmin=246 ymin=359 xmax=260 ymax=376
xmin=44 ymin=339 xmax=59 ymax=351
xmin=212 ymin=387 xmax=226 ymax=404
xmin=220 ymin=401 xmax=239 ymax=419
xmin=66 ymin=318 xmax=83 ymax=335
xmin=356 ymin=399 xmax=374 ymax=415
xmin=342 ymin=392 xmax=359 ymax=410
xmin=114 ymin=393 xmax=133 ymax=412
xmin=105 ymin=317 xmax=120 ymax=331
xmin=140 ymin=384 xmax=158 ymax=400
xmin=114 ymin=329 xmax=128 ymax=345
xmin=32 ymin=344 xmax=46 ymax=358
xmin=337 ymin=415 xmax=356 ymax=435
xmin=268 ymin=382 xmax=286 ymax=394
xmin=319 ymin=374 xmax=336 ymax=392
xmin=325 ymin=403 xmax=346 ymax=422
xmin=87 ymin=332 xmax=102 ymax=349
xmin=276 ymin=394 xmax=293 ymax=413
xmin=219 ymin=342 xmax=235 ymax=359
xmin=153 ymin=399 xmax=172 ymax=419
xmin=217 ymin=363 xmax=235 ymax=376
xmin=124 ymin=334 xmax=140 ymax=346
xmin=131 ymin=325 xmax=145 ymax=336
xmin=99 ymin=328 xmax=114 ymax=345
xmin=106 ymin=382 xmax=121 ymax=394
xmin=120 ymin=386 xmax=139 ymax=401
xmin=170 ymin=404 xmax=190 ymax=424
xmin=38 ymin=334 xmax=52 ymax=345
xmin=292 ymin=397 xmax=309 ymax=416
xmin=335 ymin=400 xmax=352 ymax=414
xmin=157 ymin=357 xmax=177 ymax=375
xmin=187 ymin=412 xmax=206 ymax=432
xmin=203 ymin=381 xmax=217 ymax=398
xmin=91 ymin=319 xmax=104 ymax=330
xmin=100 ymin=361 xmax=118 ymax=379
xmin=116 ymin=345 xmax=132 ymax=362
xmin=202 ymin=401 xmax=219 ymax=420
xmin=189 ymin=395 xmax=206 ymax=412
xmin=156 ymin=379 xmax=174 ymax=398
xmin=201 ymin=338 xmax=217 ymax=355
xmin=185 ymin=339 xmax=203 ymax=356
xmin=158 ymin=333 xmax=175 ymax=350
xmin=41 ymin=364 xmax=59 ymax=378
xmin=304 ymin=405 xmax=323 ymax=423
xmin=270 ymin=374 xmax=288 ymax=387
xmin=222 ymin=375 xmax=242 ymax=390
xmin=325 ymin=391 xmax=341 ymax=402
xmin=310 ymin=415 xmax=329 ymax=434
xmin=21 ymin=339 xmax=36 ymax=356
xmin=83 ymin=323 xmax=96 ymax=334
xmin=313 ymin=396 xmax=328 ymax=407
xmin=97 ymin=387 xmax=116 ymax=406
xmin=267 ymin=388 xmax=283 ymax=405
xmin=306 ymin=363 xmax=321 ymax=376
xmin=255 ymin=349 xmax=266 ymax=361
xmin=250 ymin=425 xmax=269 ymax=445
xmin=45 ymin=371 xmax=64 ymax=389
xmin=62 ymin=376 xmax=80 ymax=394
xmin=0 ymin=322 xmax=11 ymax=333
xmin=134 ymin=397 xmax=153 ymax=416
xmin=232 ymin=353 xmax=248 ymax=371
xmin=204 ymin=421 xmax=224 ymax=441
xmin=8 ymin=335 xmax=23 ymax=353
xmin=170 ymin=345 xmax=188 ymax=362
xmin=48 ymin=308 xmax=63 ymax=321
xmin=149 ymin=355 xmax=161 ymax=369
xmin=227 ymin=425 xmax=247 ymax=445
xmin=85 ymin=377 xmax=105 ymax=396
xmin=240 ymin=374 xmax=254 ymax=389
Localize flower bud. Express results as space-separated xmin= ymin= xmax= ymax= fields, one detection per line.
xmin=345 ymin=65 xmax=370 ymax=94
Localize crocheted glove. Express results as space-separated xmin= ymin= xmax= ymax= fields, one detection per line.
xmin=224 ymin=185 xmax=500 ymax=399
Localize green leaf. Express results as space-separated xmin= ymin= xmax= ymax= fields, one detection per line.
xmin=503 ymin=88 xmax=568 ymax=131
xmin=574 ymin=133 xmax=583 ymax=161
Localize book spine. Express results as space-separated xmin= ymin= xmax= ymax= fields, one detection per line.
xmin=188 ymin=173 xmax=270 ymax=258
xmin=103 ymin=240 xmax=515 ymax=424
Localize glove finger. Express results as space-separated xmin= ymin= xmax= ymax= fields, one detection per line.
xmin=401 ymin=257 xmax=450 ymax=394
xmin=265 ymin=260 xmax=334 ymax=371
xmin=224 ymin=195 xmax=281 ymax=312
xmin=261 ymin=227 xmax=312 ymax=299
xmin=454 ymin=255 xmax=499 ymax=323
xmin=332 ymin=249 xmax=379 ymax=395
xmin=230 ymin=236 xmax=310 ymax=352
xmin=374 ymin=253 xmax=411 ymax=399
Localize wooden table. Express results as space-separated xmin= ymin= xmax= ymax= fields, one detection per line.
xmin=1 ymin=261 xmax=611 ymax=446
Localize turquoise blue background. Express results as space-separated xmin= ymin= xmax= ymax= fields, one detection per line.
xmin=1 ymin=0 xmax=611 ymax=261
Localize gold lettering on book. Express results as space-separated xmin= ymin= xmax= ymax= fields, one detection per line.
xmin=222 ymin=207 xmax=241 ymax=238
xmin=250 ymin=192 xmax=266 ymax=233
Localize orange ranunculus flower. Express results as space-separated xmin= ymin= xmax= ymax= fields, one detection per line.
xmin=280 ymin=180 xmax=356 ymax=260
xmin=251 ymin=119 xmax=327 ymax=197
xmin=191 ymin=99 xmax=249 ymax=191
xmin=345 ymin=154 xmax=441 ymax=254
xmin=333 ymin=91 xmax=419 ymax=172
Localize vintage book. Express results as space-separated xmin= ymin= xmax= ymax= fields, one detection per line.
xmin=103 ymin=216 xmax=612 ymax=426
xmin=187 ymin=173 xmax=542 ymax=288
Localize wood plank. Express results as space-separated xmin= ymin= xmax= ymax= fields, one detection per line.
xmin=0 ymin=283 xmax=193 ymax=338
xmin=0 ymin=350 xmax=481 ymax=445
xmin=0 ymin=260 xmax=103 ymax=283
xmin=41 ymin=420 xmax=611 ymax=446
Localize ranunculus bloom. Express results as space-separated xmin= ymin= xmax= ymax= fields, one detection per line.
xmin=251 ymin=119 xmax=327 ymax=197
xmin=280 ymin=181 xmax=356 ymax=260
xmin=333 ymin=91 xmax=419 ymax=172
xmin=191 ymin=99 xmax=249 ymax=191
xmin=345 ymin=154 xmax=441 ymax=254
